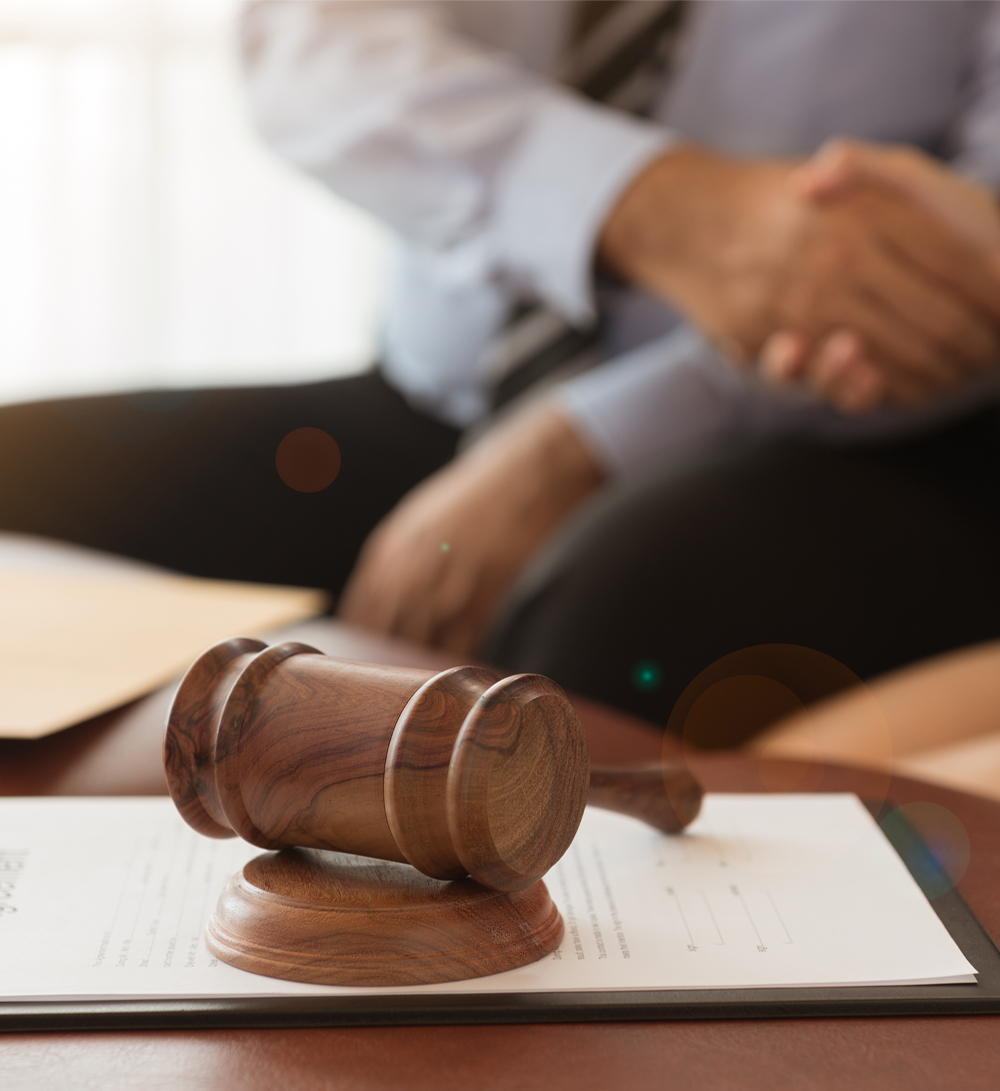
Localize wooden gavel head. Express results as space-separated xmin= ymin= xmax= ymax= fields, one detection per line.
xmin=164 ymin=639 xmax=590 ymax=893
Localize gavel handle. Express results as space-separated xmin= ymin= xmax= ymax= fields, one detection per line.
xmin=588 ymin=763 xmax=704 ymax=834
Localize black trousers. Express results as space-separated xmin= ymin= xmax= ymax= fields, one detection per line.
xmin=488 ymin=408 xmax=1000 ymax=742
xmin=3 ymin=372 xmax=999 ymax=737
xmin=0 ymin=372 xmax=460 ymax=592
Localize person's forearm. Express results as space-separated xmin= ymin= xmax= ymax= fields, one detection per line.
xmin=600 ymin=146 xmax=748 ymax=295
xmin=597 ymin=145 xmax=794 ymax=353
xmin=462 ymin=400 xmax=605 ymax=518
xmin=336 ymin=399 xmax=603 ymax=655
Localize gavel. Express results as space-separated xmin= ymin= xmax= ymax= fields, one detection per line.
xmin=164 ymin=639 xmax=703 ymax=894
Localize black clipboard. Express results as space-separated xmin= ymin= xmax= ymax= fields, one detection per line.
xmin=4 ymin=802 xmax=999 ymax=1032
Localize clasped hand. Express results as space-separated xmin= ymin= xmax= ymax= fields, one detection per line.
xmin=600 ymin=141 xmax=1000 ymax=412
xmin=761 ymin=141 xmax=1000 ymax=409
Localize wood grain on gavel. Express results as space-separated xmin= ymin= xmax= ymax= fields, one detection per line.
xmin=164 ymin=639 xmax=703 ymax=894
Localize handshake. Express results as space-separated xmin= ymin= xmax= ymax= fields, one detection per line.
xmin=600 ymin=139 xmax=1000 ymax=413
xmin=338 ymin=138 xmax=1000 ymax=657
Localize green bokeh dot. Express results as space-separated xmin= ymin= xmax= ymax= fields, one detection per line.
xmin=632 ymin=660 xmax=663 ymax=692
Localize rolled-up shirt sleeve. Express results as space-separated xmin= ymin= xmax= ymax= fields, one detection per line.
xmin=241 ymin=0 xmax=670 ymax=323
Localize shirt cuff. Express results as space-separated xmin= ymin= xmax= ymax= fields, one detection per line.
xmin=489 ymin=90 xmax=673 ymax=324
xmin=554 ymin=328 xmax=743 ymax=477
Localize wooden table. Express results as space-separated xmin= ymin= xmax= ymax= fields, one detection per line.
xmin=3 ymin=619 xmax=1000 ymax=1091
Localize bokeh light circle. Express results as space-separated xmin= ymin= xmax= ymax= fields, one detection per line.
xmin=275 ymin=427 xmax=341 ymax=493
xmin=662 ymin=644 xmax=890 ymax=803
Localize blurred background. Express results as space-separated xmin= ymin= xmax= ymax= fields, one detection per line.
xmin=0 ymin=0 xmax=387 ymax=407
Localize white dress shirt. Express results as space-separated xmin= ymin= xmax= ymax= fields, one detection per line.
xmin=242 ymin=0 xmax=1000 ymax=476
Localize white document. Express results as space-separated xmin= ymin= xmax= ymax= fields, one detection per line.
xmin=0 ymin=794 xmax=974 ymax=1001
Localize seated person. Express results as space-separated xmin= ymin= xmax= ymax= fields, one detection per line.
xmin=2 ymin=0 xmax=999 ymax=734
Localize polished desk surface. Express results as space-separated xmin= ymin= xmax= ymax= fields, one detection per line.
xmin=3 ymin=618 xmax=1000 ymax=1091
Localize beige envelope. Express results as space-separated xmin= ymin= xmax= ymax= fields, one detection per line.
xmin=0 ymin=561 xmax=326 ymax=739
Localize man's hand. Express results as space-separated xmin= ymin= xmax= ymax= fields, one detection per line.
xmin=599 ymin=144 xmax=1000 ymax=410
xmin=797 ymin=139 xmax=1000 ymax=250
xmin=337 ymin=404 xmax=603 ymax=655
xmin=759 ymin=140 xmax=1000 ymax=411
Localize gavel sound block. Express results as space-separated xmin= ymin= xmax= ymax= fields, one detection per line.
xmin=164 ymin=639 xmax=702 ymax=987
